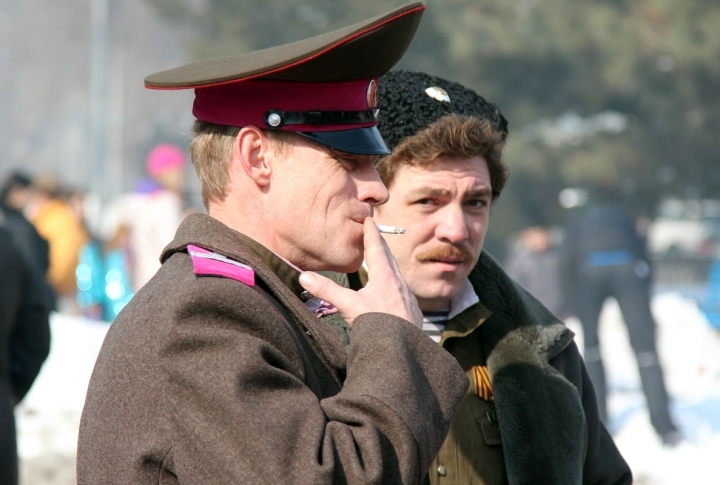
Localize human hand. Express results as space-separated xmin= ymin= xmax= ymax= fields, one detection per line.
xmin=299 ymin=217 xmax=422 ymax=328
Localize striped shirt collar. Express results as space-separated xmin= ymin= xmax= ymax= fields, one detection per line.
xmin=421 ymin=278 xmax=481 ymax=342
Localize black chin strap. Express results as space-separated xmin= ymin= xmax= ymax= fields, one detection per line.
xmin=264 ymin=109 xmax=377 ymax=129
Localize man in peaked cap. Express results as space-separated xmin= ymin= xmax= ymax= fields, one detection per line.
xmin=331 ymin=70 xmax=632 ymax=484
xmin=77 ymin=5 xmax=468 ymax=484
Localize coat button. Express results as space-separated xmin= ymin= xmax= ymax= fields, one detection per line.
xmin=437 ymin=465 xmax=447 ymax=477
xmin=300 ymin=290 xmax=313 ymax=302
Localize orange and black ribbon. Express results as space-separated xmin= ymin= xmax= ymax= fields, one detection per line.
xmin=473 ymin=365 xmax=493 ymax=401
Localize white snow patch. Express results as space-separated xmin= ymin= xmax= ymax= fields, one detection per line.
xmin=569 ymin=291 xmax=720 ymax=484
xmin=15 ymin=312 xmax=108 ymax=475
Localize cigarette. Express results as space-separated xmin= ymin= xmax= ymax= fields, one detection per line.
xmin=377 ymin=225 xmax=406 ymax=234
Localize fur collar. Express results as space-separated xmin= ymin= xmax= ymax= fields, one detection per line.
xmin=472 ymin=252 xmax=586 ymax=484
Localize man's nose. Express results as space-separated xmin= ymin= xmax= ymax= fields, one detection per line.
xmin=358 ymin=165 xmax=390 ymax=206
xmin=435 ymin=205 xmax=468 ymax=243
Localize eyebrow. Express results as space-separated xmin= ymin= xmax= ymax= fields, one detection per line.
xmin=405 ymin=187 xmax=492 ymax=200
xmin=405 ymin=187 xmax=451 ymax=199
xmin=465 ymin=188 xmax=493 ymax=199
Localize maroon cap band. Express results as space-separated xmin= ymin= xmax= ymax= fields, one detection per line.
xmin=193 ymin=78 xmax=379 ymax=132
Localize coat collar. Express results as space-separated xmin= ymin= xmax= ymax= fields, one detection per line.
xmin=162 ymin=213 xmax=264 ymax=268
xmin=164 ymin=213 xmax=308 ymax=299
xmin=234 ymin=232 xmax=308 ymax=300
xmin=470 ymin=251 xmax=574 ymax=360
xmin=441 ymin=301 xmax=492 ymax=343
xmin=162 ymin=213 xmax=348 ymax=377
xmin=470 ymin=252 xmax=585 ymax=481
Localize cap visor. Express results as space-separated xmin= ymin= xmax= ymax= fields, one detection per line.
xmin=296 ymin=126 xmax=390 ymax=155
xmin=145 ymin=3 xmax=425 ymax=89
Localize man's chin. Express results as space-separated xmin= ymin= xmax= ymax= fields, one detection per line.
xmin=410 ymin=268 xmax=468 ymax=294
xmin=309 ymin=254 xmax=363 ymax=274
xmin=416 ymin=288 xmax=461 ymax=312
xmin=334 ymin=260 xmax=363 ymax=274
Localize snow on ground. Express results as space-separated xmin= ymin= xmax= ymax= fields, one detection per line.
xmin=15 ymin=290 xmax=720 ymax=484
xmin=15 ymin=314 xmax=109 ymax=485
xmin=566 ymin=289 xmax=720 ymax=484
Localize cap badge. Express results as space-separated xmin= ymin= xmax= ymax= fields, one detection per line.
xmin=425 ymin=86 xmax=451 ymax=103
xmin=367 ymin=80 xmax=379 ymax=110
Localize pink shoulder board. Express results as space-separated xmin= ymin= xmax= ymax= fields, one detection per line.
xmin=187 ymin=244 xmax=255 ymax=287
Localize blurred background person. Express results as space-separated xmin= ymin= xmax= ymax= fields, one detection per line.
xmin=0 ymin=208 xmax=52 ymax=485
xmin=64 ymin=186 xmax=120 ymax=322
xmin=559 ymin=185 xmax=680 ymax=446
xmin=0 ymin=172 xmax=55 ymax=310
xmin=22 ymin=174 xmax=89 ymax=312
xmin=98 ymin=224 xmax=134 ymax=322
xmin=102 ymin=143 xmax=187 ymax=293
xmin=76 ymin=205 xmax=134 ymax=323
xmin=504 ymin=224 xmax=567 ymax=319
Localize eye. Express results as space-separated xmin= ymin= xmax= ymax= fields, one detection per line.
xmin=331 ymin=152 xmax=361 ymax=171
xmin=339 ymin=157 xmax=358 ymax=170
xmin=466 ymin=199 xmax=489 ymax=209
xmin=415 ymin=198 xmax=435 ymax=206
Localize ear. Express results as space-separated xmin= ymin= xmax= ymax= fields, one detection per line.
xmin=233 ymin=126 xmax=275 ymax=187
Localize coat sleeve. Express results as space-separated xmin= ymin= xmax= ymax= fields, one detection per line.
xmin=549 ymin=341 xmax=633 ymax=485
xmin=161 ymin=284 xmax=468 ymax=485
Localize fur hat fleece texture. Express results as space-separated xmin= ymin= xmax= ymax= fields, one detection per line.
xmin=377 ymin=70 xmax=509 ymax=150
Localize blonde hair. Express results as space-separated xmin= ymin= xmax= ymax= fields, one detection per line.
xmin=189 ymin=120 xmax=294 ymax=208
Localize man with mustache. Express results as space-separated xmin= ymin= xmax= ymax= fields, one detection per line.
xmin=77 ymin=7 xmax=469 ymax=484
xmin=322 ymin=70 xmax=632 ymax=484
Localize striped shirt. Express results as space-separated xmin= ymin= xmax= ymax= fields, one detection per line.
xmin=422 ymin=310 xmax=450 ymax=343
xmin=419 ymin=278 xmax=481 ymax=343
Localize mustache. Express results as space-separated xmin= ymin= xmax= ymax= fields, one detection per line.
xmin=416 ymin=244 xmax=474 ymax=262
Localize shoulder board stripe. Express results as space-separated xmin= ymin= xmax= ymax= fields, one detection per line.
xmin=188 ymin=244 xmax=255 ymax=287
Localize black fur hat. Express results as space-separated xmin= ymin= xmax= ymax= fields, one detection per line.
xmin=377 ymin=70 xmax=508 ymax=150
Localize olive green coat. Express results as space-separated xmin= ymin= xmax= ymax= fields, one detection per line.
xmin=329 ymin=253 xmax=632 ymax=485
xmin=77 ymin=213 xmax=468 ymax=484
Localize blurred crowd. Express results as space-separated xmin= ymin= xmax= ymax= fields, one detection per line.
xmin=0 ymin=143 xmax=193 ymax=323
xmin=503 ymin=188 xmax=681 ymax=446
xmin=0 ymin=142 xmax=196 ymax=483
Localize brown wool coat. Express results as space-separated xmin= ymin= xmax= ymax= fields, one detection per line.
xmin=77 ymin=213 xmax=468 ymax=484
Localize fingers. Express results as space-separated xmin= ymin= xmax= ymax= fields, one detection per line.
xmin=363 ymin=217 xmax=396 ymax=279
xmin=362 ymin=217 xmax=422 ymax=328
xmin=299 ymin=218 xmax=421 ymax=329
xmin=299 ymin=271 xmax=346 ymax=306
xmin=408 ymin=293 xmax=423 ymax=329
xmin=362 ymin=217 xmax=385 ymax=263
xmin=299 ymin=271 xmax=365 ymax=326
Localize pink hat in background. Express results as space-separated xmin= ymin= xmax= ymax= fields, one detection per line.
xmin=146 ymin=144 xmax=186 ymax=177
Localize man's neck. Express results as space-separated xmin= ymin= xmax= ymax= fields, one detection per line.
xmin=418 ymin=279 xmax=481 ymax=321
xmin=209 ymin=198 xmax=274 ymax=249
xmin=418 ymin=299 xmax=451 ymax=313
